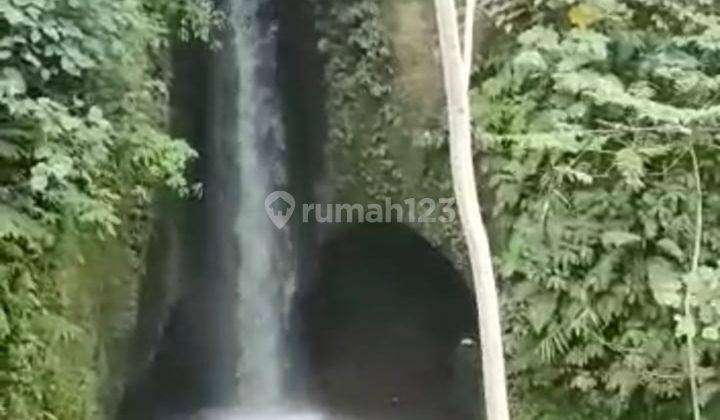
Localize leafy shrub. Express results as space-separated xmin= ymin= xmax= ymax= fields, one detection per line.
xmin=478 ymin=1 xmax=720 ymax=418
xmin=0 ymin=0 xmax=219 ymax=418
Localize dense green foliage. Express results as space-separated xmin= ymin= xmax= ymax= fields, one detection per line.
xmin=0 ymin=1 xmax=219 ymax=418
xmin=6 ymin=0 xmax=720 ymax=418
xmin=477 ymin=0 xmax=720 ymax=418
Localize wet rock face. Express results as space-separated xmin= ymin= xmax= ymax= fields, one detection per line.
xmin=386 ymin=0 xmax=443 ymax=116
xmin=297 ymin=224 xmax=480 ymax=420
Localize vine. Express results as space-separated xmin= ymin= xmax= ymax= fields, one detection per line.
xmin=687 ymin=145 xmax=702 ymax=420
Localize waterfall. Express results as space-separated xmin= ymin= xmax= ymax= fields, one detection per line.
xmin=194 ymin=1 xmax=326 ymax=418
xmin=233 ymin=0 xmax=289 ymax=408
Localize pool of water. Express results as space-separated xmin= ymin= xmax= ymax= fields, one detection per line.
xmin=189 ymin=407 xmax=329 ymax=420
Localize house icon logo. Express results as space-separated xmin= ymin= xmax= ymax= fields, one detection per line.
xmin=264 ymin=191 xmax=295 ymax=229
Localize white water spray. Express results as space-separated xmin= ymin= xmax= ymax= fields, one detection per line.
xmin=231 ymin=2 xmax=324 ymax=419
xmin=233 ymin=0 xmax=288 ymax=408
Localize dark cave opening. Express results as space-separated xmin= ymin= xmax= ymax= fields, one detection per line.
xmin=297 ymin=224 xmax=480 ymax=420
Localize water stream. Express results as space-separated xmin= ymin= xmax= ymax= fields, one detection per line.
xmin=233 ymin=0 xmax=287 ymax=407
xmin=229 ymin=0 xmax=322 ymax=417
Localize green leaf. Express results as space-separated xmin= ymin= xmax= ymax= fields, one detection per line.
xmin=0 ymin=139 xmax=21 ymax=159
xmin=647 ymin=257 xmax=682 ymax=308
xmin=0 ymin=67 xmax=26 ymax=96
xmin=701 ymin=326 xmax=719 ymax=341
xmin=513 ymin=50 xmax=548 ymax=79
xmin=29 ymin=166 xmax=49 ymax=192
xmin=556 ymin=166 xmax=594 ymax=185
xmin=87 ymin=106 xmax=104 ymax=123
xmin=0 ymin=204 xmax=48 ymax=250
xmin=527 ymin=292 xmax=558 ymax=333
xmin=675 ymin=313 xmax=697 ymax=338
xmin=699 ymin=382 xmax=720 ymax=407
xmin=0 ymin=306 xmax=9 ymax=340
xmin=657 ymin=238 xmax=685 ymax=262
xmin=518 ymin=26 xmax=559 ymax=50
xmin=615 ymin=148 xmax=645 ymax=190
xmin=601 ymin=231 xmax=642 ymax=248
xmin=0 ymin=4 xmax=27 ymax=26
xmin=606 ymin=367 xmax=639 ymax=398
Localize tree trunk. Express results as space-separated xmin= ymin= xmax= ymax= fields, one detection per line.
xmin=433 ymin=1 xmax=511 ymax=419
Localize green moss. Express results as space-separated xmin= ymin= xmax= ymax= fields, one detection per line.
xmin=316 ymin=0 xmax=469 ymax=267
xmin=55 ymin=238 xmax=140 ymax=416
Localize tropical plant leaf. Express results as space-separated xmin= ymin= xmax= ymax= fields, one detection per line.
xmin=601 ymin=231 xmax=642 ymax=248
xmin=528 ymin=292 xmax=559 ymax=333
xmin=647 ymin=257 xmax=682 ymax=308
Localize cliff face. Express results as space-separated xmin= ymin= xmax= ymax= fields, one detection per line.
xmin=121 ymin=1 xmax=475 ymax=416
xmin=386 ymin=0 xmax=444 ymax=118
xmin=314 ymin=0 xmax=468 ymax=268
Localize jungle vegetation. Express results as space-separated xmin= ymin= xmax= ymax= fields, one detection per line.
xmin=479 ymin=0 xmax=720 ymax=418
xmin=0 ymin=0 xmax=220 ymax=418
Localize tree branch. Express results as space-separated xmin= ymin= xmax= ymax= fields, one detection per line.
xmin=434 ymin=0 xmax=511 ymax=419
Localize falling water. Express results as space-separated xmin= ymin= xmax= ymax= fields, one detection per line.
xmin=230 ymin=2 xmax=325 ymax=419
xmin=233 ymin=0 xmax=289 ymax=408
xmin=182 ymin=1 xmax=332 ymax=418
